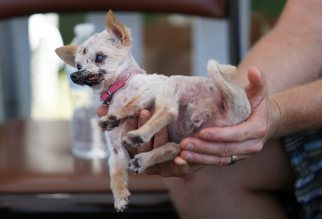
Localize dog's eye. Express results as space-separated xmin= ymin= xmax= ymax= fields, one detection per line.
xmin=95 ymin=53 xmax=106 ymax=63
xmin=76 ymin=64 xmax=82 ymax=70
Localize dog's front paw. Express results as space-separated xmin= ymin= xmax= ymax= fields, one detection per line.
xmin=122 ymin=131 xmax=146 ymax=148
xmin=99 ymin=114 xmax=121 ymax=131
xmin=128 ymin=155 xmax=145 ymax=174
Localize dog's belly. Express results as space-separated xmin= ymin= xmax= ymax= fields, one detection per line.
xmin=167 ymin=104 xmax=209 ymax=143
xmin=167 ymin=122 xmax=195 ymax=143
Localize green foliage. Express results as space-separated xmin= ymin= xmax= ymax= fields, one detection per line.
xmin=58 ymin=13 xmax=85 ymax=44
xmin=251 ymin=0 xmax=286 ymax=17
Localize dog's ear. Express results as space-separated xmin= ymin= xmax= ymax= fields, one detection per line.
xmin=55 ymin=45 xmax=79 ymax=67
xmin=106 ymin=10 xmax=131 ymax=46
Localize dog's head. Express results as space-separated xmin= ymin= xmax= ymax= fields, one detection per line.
xmin=55 ymin=10 xmax=132 ymax=89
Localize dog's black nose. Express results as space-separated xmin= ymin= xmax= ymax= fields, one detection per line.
xmin=70 ymin=69 xmax=87 ymax=85
xmin=70 ymin=72 xmax=78 ymax=81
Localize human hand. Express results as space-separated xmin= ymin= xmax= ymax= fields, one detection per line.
xmin=96 ymin=106 xmax=202 ymax=177
xmin=177 ymin=67 xmax=279 ymax=166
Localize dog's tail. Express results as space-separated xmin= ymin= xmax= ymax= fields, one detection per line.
xmin=207 ymin=59 xmax=237 ymax=80
xmin=207 ymin=59 xmax=234 ymax=97
xmin=207 ymin=59 xmax=251 ymax=124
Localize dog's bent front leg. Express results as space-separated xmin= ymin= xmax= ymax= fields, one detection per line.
xmin=107 ymin=127 xmax=131 ymax=212
xmin=99 ymin=93 xmax=154 ymax=131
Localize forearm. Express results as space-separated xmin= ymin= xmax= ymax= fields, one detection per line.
xmin=269 ymin=78 xmax=322 ymax=138
xmin=235 ymin=0 xmax=322 ymax=94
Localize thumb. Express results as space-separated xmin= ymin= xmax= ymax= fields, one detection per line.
xmin=96 ymin=105 xmax=109 ymax=117
xmin=246 ymin=66 xmax=267 ymax=100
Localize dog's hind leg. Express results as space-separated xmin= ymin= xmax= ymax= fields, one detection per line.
xmin=128 ymin=142 xmax=199 ymax=176
xmin=121 ymin=85 xmax=179 ymax=148
xmin=128 ymin=142 xmax=180 ymax=173
xmin=122 ymin=94 xmax=178 ymax=148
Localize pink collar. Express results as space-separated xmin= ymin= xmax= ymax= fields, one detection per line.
xmin=100 ymin=78 xmax=127 ymax=105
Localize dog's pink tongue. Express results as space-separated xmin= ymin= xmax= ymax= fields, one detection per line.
xmin=89 ymin=74 xmax=99 ymax=81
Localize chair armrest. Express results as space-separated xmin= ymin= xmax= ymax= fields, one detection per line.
xmin=0 ymin=0 xmax=227 ymax=19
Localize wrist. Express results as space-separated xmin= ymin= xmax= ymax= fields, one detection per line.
xmin=267 ymin=96 xmax=282 ymax=138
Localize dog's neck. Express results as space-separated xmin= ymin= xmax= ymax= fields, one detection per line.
xmin=114 ymin=53 xmax=144 ymax=78
xmin=99 ymin=54 xmax=144 ymax=104
xmin=101 ymin=53 xmax=144 ymax=86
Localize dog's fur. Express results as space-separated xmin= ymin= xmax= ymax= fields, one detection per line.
xmin=56 ymin=10 xmax=251 ymax=212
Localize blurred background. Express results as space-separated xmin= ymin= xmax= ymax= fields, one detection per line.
xmin=0 ymin=0 xmax=287 ymax=218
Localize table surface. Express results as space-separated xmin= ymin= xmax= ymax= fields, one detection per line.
xmin=0 ymin=119 xmax=167 ymax=193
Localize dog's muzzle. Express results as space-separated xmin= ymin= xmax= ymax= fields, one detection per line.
xmin=70 ymin=70 xmax=104 ymax=86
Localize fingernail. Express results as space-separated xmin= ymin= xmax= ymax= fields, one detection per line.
xmin=139 ymin=115 xmax=148 ymax=123
xmin=182 ymin=151 xmax=193 ymax=161
xmin=201 ymin=132 xmax=210 ymax=140
xmin=185 ymin=143 xmax=194 ymax=150
xmin=128 ymin=118 xmax=136 ymax=125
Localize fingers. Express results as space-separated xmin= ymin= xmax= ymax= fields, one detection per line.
xmin=96 ymin=105 xmax=109 ymax=117
xmin=144 ymin=165 xmax=160 ymax=175
xmin=145 ymin=160 xmax=202 ymax=177
xmin=180 ymin=137 xmax=263 ymax=158
xmin=138 ymin=109 xmax=152 ymax=121
xmin=246 ymin=67 xmax=268 ymax=106
xmin=179 ymin=151 xmax=232 ymax=166
xmin=247 ymin=66 xmax=265 ymax=91
xmin=174 ymin=156 xmax=188 ymax=165
xmin=145 ymin=163 xmax=175 ymax=177
xmin=179 ymin=151 xmax=250 ymax=166
xmin=196 ymin=119 xmax=267 ymax=142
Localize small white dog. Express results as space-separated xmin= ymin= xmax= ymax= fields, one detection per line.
xmin=56 ymin=10 xmax=251 ymax=212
